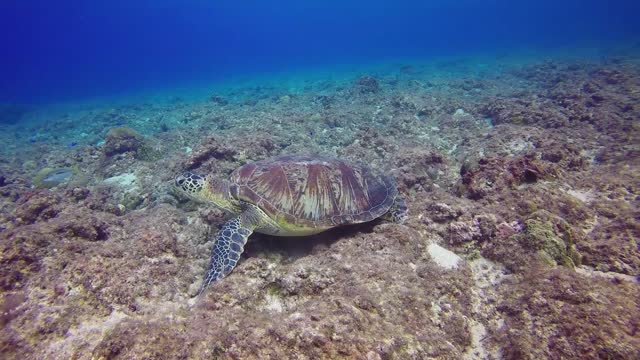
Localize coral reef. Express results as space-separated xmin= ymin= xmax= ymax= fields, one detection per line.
xmin=0 ymin=54 xmax=639 ymax=359
xmin=103 ymin=127 xmax=145 ymax=157
xmin=353 ymin=75 xmax=381 ymax=94
xmin=457 ymin=154 xmax=559 ymax=200
xmin=497 ymin=269 xmax=639 ymax=359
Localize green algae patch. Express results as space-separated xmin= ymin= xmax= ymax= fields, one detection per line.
xmin=517 ymin=210 xmax=582 ymax=268
xmin=32 ymin=167 xmax=77 ymax=188
xmin=265 ymin=282 xmax=285 ymax=297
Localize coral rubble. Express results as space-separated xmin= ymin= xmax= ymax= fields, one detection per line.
xmin=1 ymin=53 xmax=639 ymax=359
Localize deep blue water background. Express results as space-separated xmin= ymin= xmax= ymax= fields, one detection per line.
xmin=2 ymin=0 xmax=640 ymax=104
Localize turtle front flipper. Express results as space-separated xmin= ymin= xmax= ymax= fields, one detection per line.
xmin=197 ymin=216 xmax=255 ymax=296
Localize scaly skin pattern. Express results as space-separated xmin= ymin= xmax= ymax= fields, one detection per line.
xmin=174 ymin=172 xmax=240 ymax=213
xmin=198 ymin=204 xmax=279 ymax=295
xmin=387 ymin=196 xmax=408 ymax=224
xmin=198 ymin=216 xmax=254 ymax=296
xmin=201 ymin=175 xmax=241 ymax=213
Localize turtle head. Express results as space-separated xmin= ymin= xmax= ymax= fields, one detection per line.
xmin=175 ymin=172 xmax=205 ymax=197
xmin=174 ymin=172 xmax=240 ymax=213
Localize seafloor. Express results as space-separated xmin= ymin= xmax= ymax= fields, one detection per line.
xmin=1 ymin=52 xmax=639 ymax=359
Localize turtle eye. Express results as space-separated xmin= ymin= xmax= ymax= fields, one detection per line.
xmin=175 ymin=174 xmax=188 ymax=187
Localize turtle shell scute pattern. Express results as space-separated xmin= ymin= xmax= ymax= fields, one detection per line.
xmin=230 ymin=155 xmax=397 ymax=228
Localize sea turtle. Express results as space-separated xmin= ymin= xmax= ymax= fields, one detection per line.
xmin=174 ymin=154 xmax=408 ymax=295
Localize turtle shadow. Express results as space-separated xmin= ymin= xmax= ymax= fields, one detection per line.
xmin=244 ymin=220 xmax=380 ymax=261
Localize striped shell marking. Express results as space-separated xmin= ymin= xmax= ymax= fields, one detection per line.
xmin=230 ymin=155 xmax=397 ymax=228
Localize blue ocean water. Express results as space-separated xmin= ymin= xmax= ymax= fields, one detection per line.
xmin=1 ymin=0 xmax=639 ymax=105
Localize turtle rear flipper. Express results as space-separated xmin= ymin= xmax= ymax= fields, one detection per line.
xmin=382 ymin=196 xmax=408 ymax=224
xmin=197 ymin=216 xmax=254 ymax=296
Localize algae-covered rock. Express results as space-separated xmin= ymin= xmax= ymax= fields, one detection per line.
xmin=13 ymin=190 xmax=61 ymax=224
xmin=354 ymin=75 xmax=381 ymax=94
xmin=104 ymin=126 xmax=144 ymax=157
xmin=517 ymin=210 xmax=582 ymax=268
xmin=103 ymin=126 xmax=162 ymax=161
xmin=102 ymin=173 xmax=146 ymax=212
